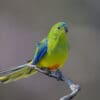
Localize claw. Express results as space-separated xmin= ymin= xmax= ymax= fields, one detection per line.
xmin=40 ymin=68 xmax=52 ymax=77
xmin=55 ymin=69 xmax=63 ymax=81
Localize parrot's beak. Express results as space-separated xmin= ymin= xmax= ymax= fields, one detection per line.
xmin=61 ymin=22 xmax=68 ymax=33
xmin=59 ymin=22 xmax=68 ymax=33
xmin=64 ymin=26 xmax=68 ymax=33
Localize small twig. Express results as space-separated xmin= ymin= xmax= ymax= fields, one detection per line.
xmin=27 ymin=64 xmax=81 ymax=100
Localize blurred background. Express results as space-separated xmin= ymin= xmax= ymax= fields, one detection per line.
xmin=0 ymin=0 xmax=100 ymax=100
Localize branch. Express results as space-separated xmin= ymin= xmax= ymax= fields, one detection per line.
xmin=27 ymin=64 xmax=81 ymax=100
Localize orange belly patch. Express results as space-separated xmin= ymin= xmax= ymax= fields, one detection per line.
xmin=48 ymin=64 xmax=60 ymax=70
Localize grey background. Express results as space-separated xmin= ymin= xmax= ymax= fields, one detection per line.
xmin=0 ymin=0 xmax=100 ymax=100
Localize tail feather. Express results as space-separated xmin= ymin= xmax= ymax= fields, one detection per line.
xmin=0 ymin=64 xmax=37 ymax=84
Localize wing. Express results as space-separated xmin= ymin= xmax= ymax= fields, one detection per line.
xmin=32 ymin=38 xmax=48 ymax=65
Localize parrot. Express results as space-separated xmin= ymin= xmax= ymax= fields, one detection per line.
xmin=0 ymin=22 xmax=69 ymax=84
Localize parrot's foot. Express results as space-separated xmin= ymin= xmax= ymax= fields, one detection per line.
xmin=55 ymin=69 xmax=63 ymax=81
xmin=40 ymin=68 xmax=52 ymax=77
xmin=39 ymin=68 xmax=62 ymax=80
xmin=40 ymin=68 xmax=63 ymax=81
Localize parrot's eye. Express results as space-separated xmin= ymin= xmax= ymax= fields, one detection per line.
xmin=57 ymin=27 xmax=61 ymax=30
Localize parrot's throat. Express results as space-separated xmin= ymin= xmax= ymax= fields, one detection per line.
xmin=48 ymin=33 xmax=67 ymax=51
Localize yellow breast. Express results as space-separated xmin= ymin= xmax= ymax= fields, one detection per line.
xmin=37 ymin=35 xmax=69 ymax=70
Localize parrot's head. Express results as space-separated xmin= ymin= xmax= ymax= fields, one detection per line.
xmin=48 ymin=22 xmax=68 ymax=39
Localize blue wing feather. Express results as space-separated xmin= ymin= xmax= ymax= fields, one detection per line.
xmin=32 ymin=38 xmax=48 ymax=65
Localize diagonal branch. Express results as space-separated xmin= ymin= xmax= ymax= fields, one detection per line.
xmin=27 ymin=64 xmax=81 ymax=100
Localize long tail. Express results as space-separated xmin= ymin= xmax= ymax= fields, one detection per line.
xmin=0 ymin=61 xmax=37 ymax=84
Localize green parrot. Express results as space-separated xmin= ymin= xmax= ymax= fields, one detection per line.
xmin=0 ymin=22 xmax=69 ymax=84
